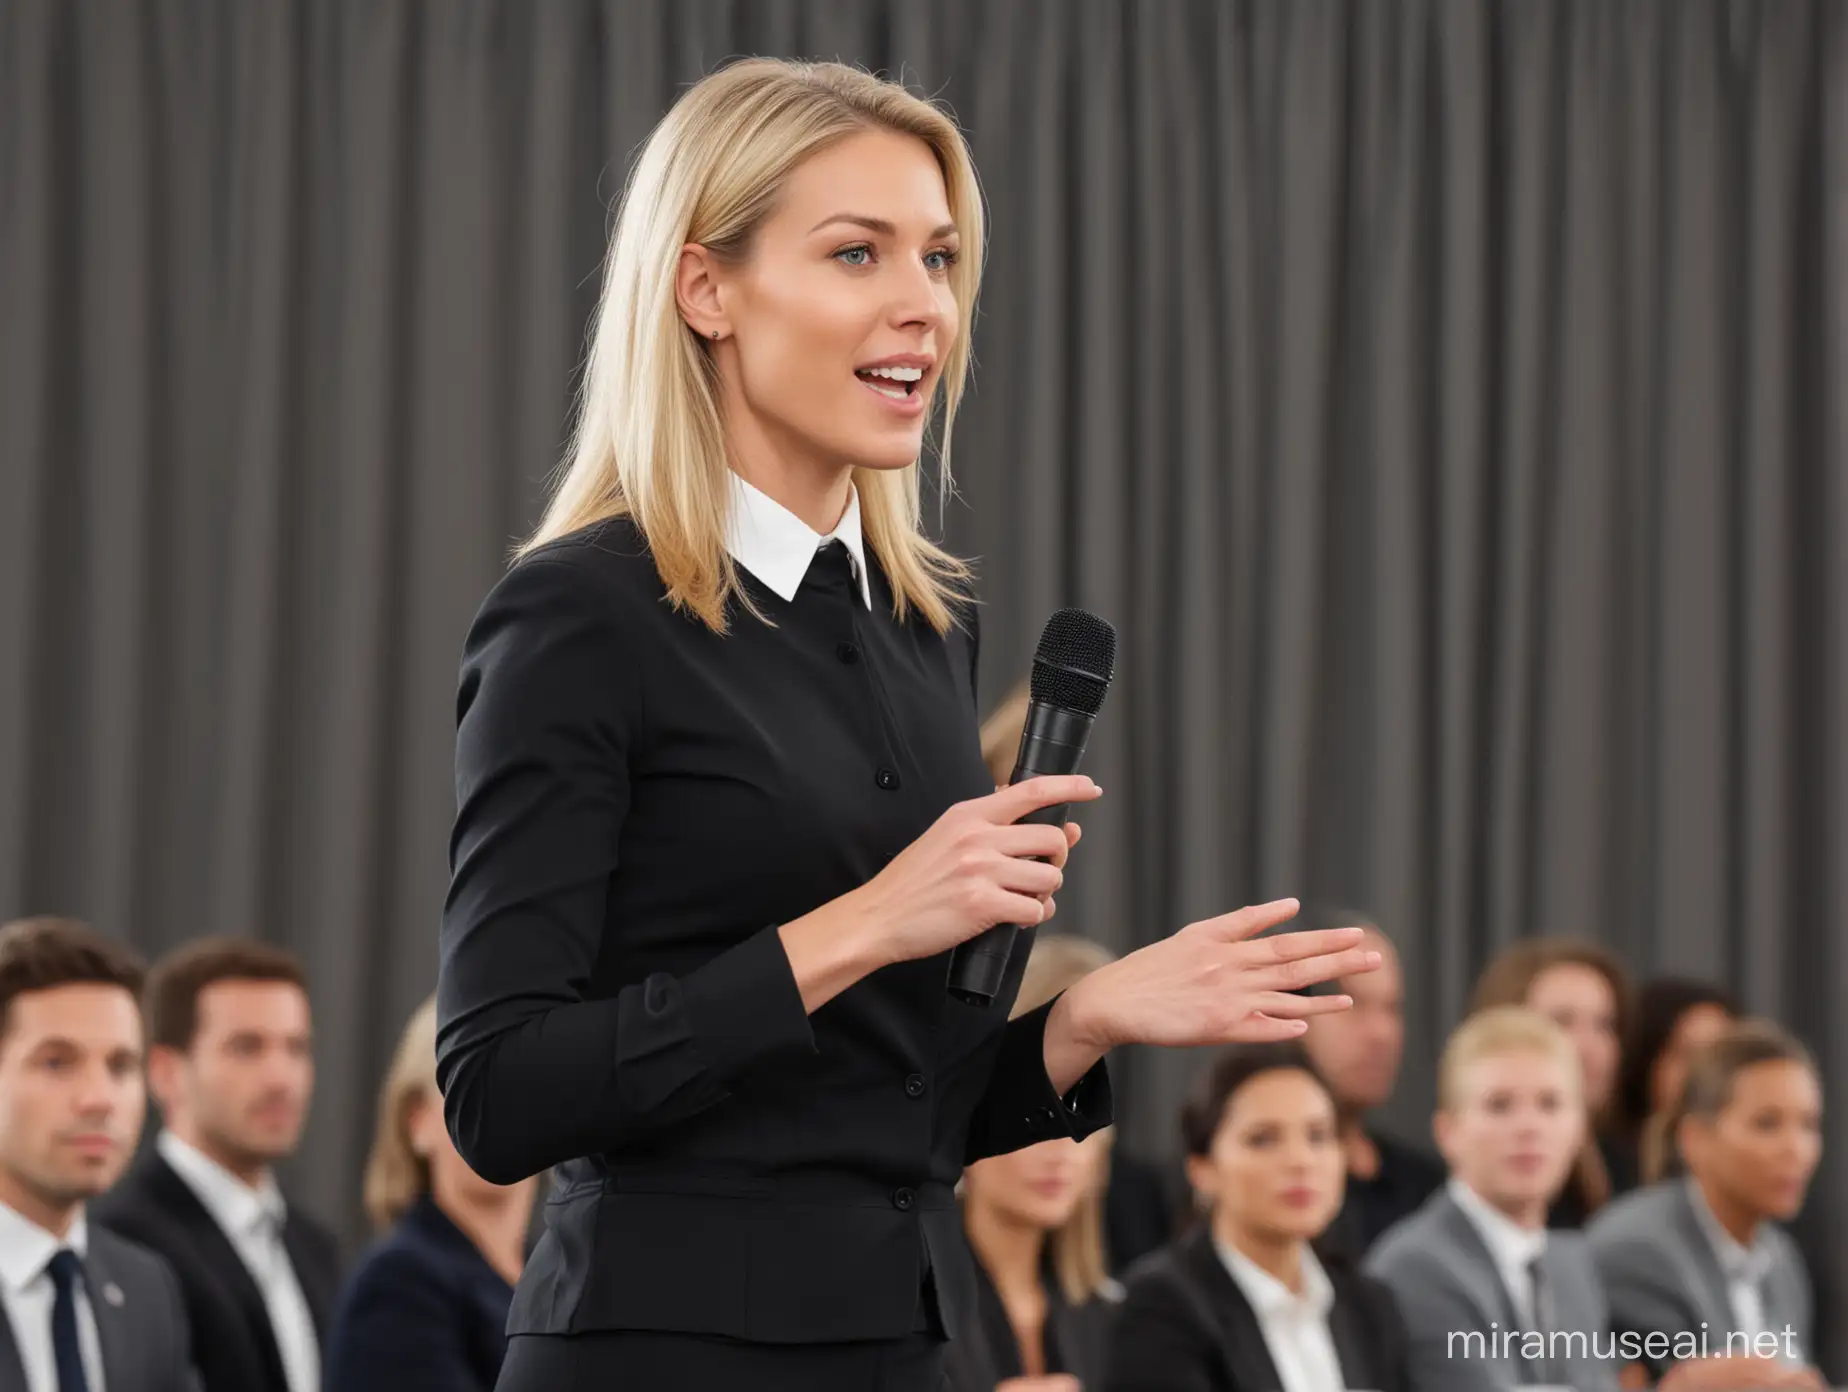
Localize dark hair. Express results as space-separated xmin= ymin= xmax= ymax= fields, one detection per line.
xmin=1613 ymin=978 xmax=1738 ymax=1141
xmin=1180 ymin=1042 xmax=1333 ymax=1157
xmin=1658 ymin=1020 xmax=1817 ymax=1178
xmin=145 ymin=938 xmax=307 ymax=1052
xmin=0 ymin=918 xmax=147 ymax=1041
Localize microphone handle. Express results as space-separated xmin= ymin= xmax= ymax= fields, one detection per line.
xmin=946 ymin=703 xmax=1095 ymax=1005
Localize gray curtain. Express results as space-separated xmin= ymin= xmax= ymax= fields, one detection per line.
xmin=3 ymin=0 xmax=1843 ymax=1369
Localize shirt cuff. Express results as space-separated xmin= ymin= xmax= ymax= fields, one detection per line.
xmin=679 ymin=924 xmax=819 ymax=1081
xmin=994 ymin=995 xmax=1115 ymax=1145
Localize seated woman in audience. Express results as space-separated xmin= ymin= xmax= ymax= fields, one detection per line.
xmin=1612 ymin=978 xmax=1737 ymax=1183
xmin=325 ymin=997 xmax=539 ymax=1392
xmin=947 ymin=933 xmax=1122 ymax=1392
xmin=1470 ymin=937 xmax=1636 ymax=1224
xmin=1588 ymin=1021 xmax=1825 ymax=1391
xmin=1103 ymin=1043 xmax=1409 ymax=1392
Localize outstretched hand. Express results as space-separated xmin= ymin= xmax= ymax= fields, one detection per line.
xmin=1055 ymin=899 xmax=1379 ymax=1055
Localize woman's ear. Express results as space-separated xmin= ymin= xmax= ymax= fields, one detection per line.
xmin=1183 ymin=1154 xmax=1217 ymax=1209
xmin=676 ymin=243 xmax=728 ymax=341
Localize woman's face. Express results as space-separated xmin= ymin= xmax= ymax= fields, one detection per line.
xmin=1683 ymin=1060 xmax=1822 ymax=1223
xmin=1526 ymin=963 xmax=1621 ymax=1114
xmin=407 ymin=1092 xmax=534 ymax=1211
xmin=1651 ymin=1002 xmax=1734 ymax=1116
xmin=1188 ymin=1069 xmax=1345 ymax=1245
xmin=961 ymin=1133 xmax=1110 ymax=1233
xmin=695 ymin=128 xmax=961 ymax=476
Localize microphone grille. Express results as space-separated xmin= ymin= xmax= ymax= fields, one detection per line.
xmin=1029 ymin=609 xmax=1117 ymax=717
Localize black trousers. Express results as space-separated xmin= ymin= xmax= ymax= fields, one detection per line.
xmin=496 ymin=1330 xmax=948 ymax=1391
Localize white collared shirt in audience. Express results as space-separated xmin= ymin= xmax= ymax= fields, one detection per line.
xmin=1448 ymin=1176 xmax=1548 ymax=1329
xmin=0 ymin=1200 xmax=106 ymax=1392
xmin=1215 ymin=1237 xmax=1346 ymax=1392
xmin=1685 ymin=1178 xmax=1787 ymax=1360
xmin=157 ymin=1131 xmax=319 ymax=1392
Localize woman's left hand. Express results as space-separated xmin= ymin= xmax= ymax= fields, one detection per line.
xmin=1051 ymin=898 xmax=1378 ymax=1060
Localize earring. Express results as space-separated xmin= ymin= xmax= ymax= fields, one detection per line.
xmin=710 ymin=329 xmax=721 ymax=340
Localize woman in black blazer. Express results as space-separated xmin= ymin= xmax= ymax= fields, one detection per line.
xmin=325 ymin=998 xmax=537 ymax=1392
xmin=947 ymin=936 xmax=1124 ymax=1392
xmin=1104 ymin=1045 xmax=1409 ymax=1392
xmin=437 ymin=56 xmax=1377 ymax=1392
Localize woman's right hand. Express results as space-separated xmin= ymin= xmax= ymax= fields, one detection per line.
xmin=855 ymin=775 xmax=1102 ymax=967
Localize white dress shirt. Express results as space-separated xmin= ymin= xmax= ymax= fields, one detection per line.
xmin=0 ymin=1201 xmax=106 ymax=1392
xmin=1449 ymin=1177 xmax=1550 ymax=1330
xmin=724 ymin=471 xmax=873 ymax=610
xmin=157 ymin=1131 xmax=318 ymax=1392
xmin=1686 ymin=1179 xmax=1787 ymax=1359
xmin=1215 ymin=1238 xmax=1347 ymax=1392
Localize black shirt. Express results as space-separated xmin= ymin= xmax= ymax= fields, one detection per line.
xmin=1322 ymin=1129 xmax=1447 ymax=1260
xmin=436 ymin=518 xmax=1113 ymax=1345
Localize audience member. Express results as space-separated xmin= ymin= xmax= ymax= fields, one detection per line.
xmin=1299 ymin=912 xmax=1444 ymax=1259
xmin=0 ymin=918 xmax=200 ymax=1392
xmin=1103 ymin=1043 xmax=1409 ymax=1392
xmin=93 ymin=940 xmax=339 ymax=1392
xmin=1588 ymin=1021 xmax=1825 ymax=1390
xmin=946 ymin=935 xmax=1120 ymax=1392
xmin=1470 ymin=937 xmax=1637 ymax=1225
xmin=326 ymin=996 xmax=536 ymax=1392
xmin=1615 ymin=979 xmax=1738 ymax=1184
xmin=1365 ymin=1005 xmax=1618 ymax=1391
xmin=978 ymin=684 xmax=1177 ymax=1276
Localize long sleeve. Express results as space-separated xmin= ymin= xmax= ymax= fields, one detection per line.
xmin=963 ymin=995 xmax=1113 ymax=1164
xmin=436 ymin=556 xmax=817 ymax=1184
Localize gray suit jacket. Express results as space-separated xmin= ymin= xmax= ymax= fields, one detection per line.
xmin=0 ymin=1226 xmax=200 ymax=1392
xmin=1586 ymin=1180 xmax=1813 ymax=1372
xmin=1365 ymin=1188 xmax=1620 ymax=1392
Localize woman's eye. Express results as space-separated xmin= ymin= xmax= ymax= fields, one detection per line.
xmin=835 ymin=245 xmax=873 ymax=267
xmin=924 ymin=249 xmax=958 ymax=273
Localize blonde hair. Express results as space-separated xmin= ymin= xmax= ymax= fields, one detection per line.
xmin=978 ymin=681 xmax=1031 ymax=786
xmin=524 ymin=58 xmax=982 ymax=634
xmin=363 ymin=996 xmax=439 ymax=1232
xmin=1438 ymin=1005 xmax=1582 ymax=1113
xmin=1009 ymin=934 xmax=1117 ymax=1304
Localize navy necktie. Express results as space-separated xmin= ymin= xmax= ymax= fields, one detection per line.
xmin=46 ymin=1249 xmax=91 ymax=1392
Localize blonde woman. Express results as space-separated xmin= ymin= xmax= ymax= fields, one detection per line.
xmin=436 ymin=57 xmax=1376 ymax=1389
xmin=950 ymin=935 xmax=1123 ymax=1392
xmin=324 ymin=998 xmax=535 ymax=1392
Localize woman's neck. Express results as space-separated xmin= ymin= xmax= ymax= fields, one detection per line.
xmin=1693 ymin=1174 xmax=1762 ymax=1248
xmin=725 ymin=419 xmax=856 ymax=535
xmin=431 ymin=1180 xmax=529 ymax=1287
xmin=1214 ymin=1214 xmax=1306 ymax=1294
xmin=963 ymin=1199 xmax=1048 ymax=1301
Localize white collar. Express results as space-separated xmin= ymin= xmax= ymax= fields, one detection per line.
xmin=1215 ymin=1237 xmax=1335 ymax=1320
xmin=158 ymin=1130 xmax=286 ymax=1240
xmin=1686 ymin=1178 xmax=1775 ymax=1286
xmin=1449 ymin=1177 xmax=1548 ymax=1272
xmin=0 ymin=1199 xmax=87 ymax=1296
xmin=723 ymin=472 xmax=872 ymax=610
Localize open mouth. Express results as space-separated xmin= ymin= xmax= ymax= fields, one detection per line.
xmin=856 ymin=365 xmax=924 ymax=400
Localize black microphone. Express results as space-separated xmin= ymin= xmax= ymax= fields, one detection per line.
xmin=947 ymin=608 xmax=1118 ymax=1006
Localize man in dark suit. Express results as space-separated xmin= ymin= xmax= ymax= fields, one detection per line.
xmin=93 ymin=941 xmax=338 ymax=1392
xmin=1300 ymin=912 xmax=1444 ymax=1259
xmin=0 ymin=917 xmax=198 ymax=1392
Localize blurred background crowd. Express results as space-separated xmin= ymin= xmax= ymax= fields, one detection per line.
xmin=2 ymin=0 xmax=1844 ymax=1388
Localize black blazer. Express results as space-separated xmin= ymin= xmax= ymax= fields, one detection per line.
xmin=943 ymin=1251 xmax=1116 ymax=1391
xmin=323 ymin=1196 xmax=514 ymax=1392
xmin=437 ymin=524 xmax=1113 ymax=1348
xmin=1103 ymin=1228 xmax=1410 ymax=1392
xmin=1321 ymin=1129 xmax=1446 ymax=1261
xmin=0 ymin=1225 xmax=200 ymax=1392
xmin=91 ymin=1151 xmax=342 ymax=1392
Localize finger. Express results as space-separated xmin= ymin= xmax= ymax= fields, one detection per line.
xmin=990 ymin=823 xmax=1076 ymax=861
xmin=1247 ymin=944 xmax=1382 ymax=993
xmin=1039 ymin=895 xmax=1058 ymax=923
xmin=978 ymin=775 xmax=1102 ymax=823
xmin=1249 ymin=990 xmax=1355 ymax=1019
xmin=1232 ymin=1013 xmax=1311 ymax=1042
xmin=1066 ymin=821 xmax=1082 ymax=848
xmin=990 ymin=891 xmax=1049 ymax=927
xmin=993 ymin=857 xmax=1063 ymax=897
xmin=1194 ymin=898 xmax=1302 ymax=942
